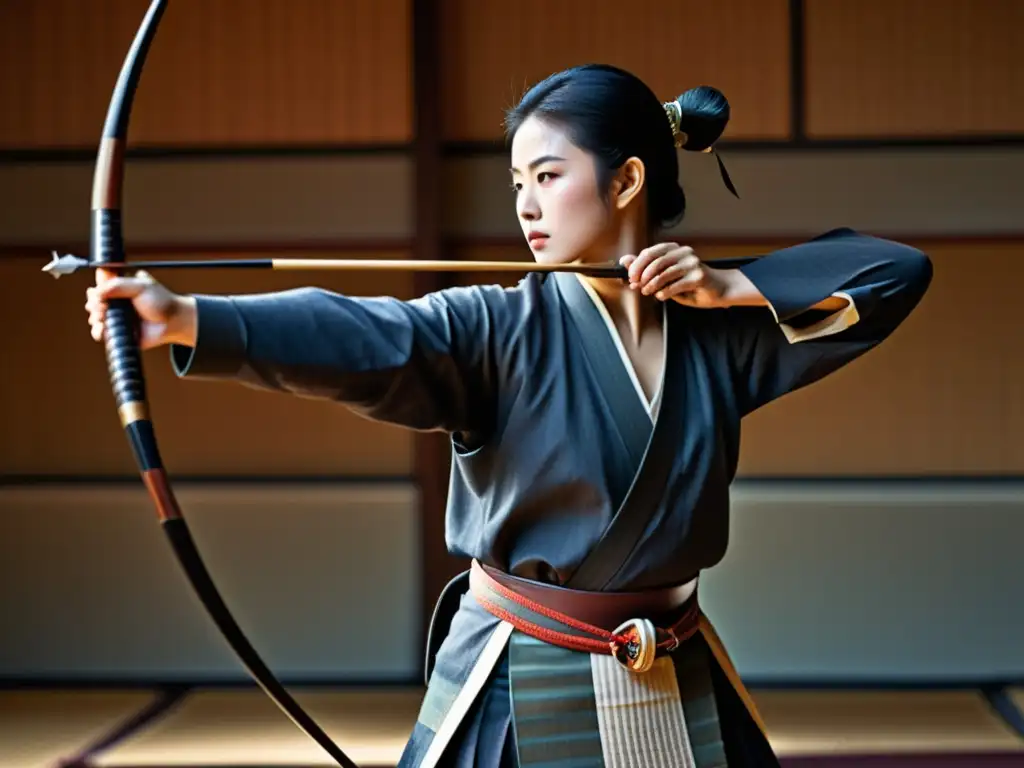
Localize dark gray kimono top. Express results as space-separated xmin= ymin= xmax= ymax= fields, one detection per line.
xmin=170 ymin=227 xmax=931 ymax=701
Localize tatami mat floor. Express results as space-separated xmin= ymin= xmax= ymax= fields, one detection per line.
xmin=1 ymin=687 xmax=1022 ymax=768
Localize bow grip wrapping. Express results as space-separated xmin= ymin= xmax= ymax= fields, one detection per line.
xmin=92 ymin=207 xmax=143 ymax=408
xmin=92 ymin=207 xmax=163 ymax=472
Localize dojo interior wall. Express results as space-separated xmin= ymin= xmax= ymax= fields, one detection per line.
xmin=0 ymin=0 xmax=1021 ymax=685
xmin=4 ymin=1 xmax=1021 ymax=149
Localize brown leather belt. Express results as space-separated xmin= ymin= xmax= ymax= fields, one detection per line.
xmin=470 ymin=559 xmax=700 ymax=673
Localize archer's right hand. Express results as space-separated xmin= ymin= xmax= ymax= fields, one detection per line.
xmin=85 ymin=271 xmax=197 ymax=350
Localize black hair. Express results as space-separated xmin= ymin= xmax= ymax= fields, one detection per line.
xmin=504 ymin=64 xmax=730 ymax=230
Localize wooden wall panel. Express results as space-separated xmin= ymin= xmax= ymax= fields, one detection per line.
xmin=736 ymin=240 xmax=1023 ymax=476
xmin=0 ymin=0 xmax=412 ymax=149
xmin=805 ymin=0 xmax=1024 ymax=137
xmin=0 ymin=254 xmax=417 ymax=476
xmin=440 ymin=0 xmax=791 ymax=142
xmin=441 ymin=148 xmax=1024 ymax=240
xmin=451 ymin=241 xmax=1023 ymax=475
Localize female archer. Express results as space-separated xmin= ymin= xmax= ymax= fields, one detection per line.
xmin=86 ymin=64 xmax=932 ymax=766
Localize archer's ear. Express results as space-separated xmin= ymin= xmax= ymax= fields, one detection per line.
xmin=611 ymin=157 xmax=646 ymax=211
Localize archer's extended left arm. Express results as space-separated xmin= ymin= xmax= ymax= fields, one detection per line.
xmin=170 ymin=283 xmax=519 ymax=437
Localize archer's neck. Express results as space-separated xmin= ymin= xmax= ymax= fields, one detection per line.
xmin=580 ymin=222 xmax=661 ymax=345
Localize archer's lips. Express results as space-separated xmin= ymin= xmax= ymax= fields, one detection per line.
xmin=527 ymin=232 xmax=549 ymax=249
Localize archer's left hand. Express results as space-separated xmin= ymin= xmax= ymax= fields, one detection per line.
xmin=621 ymin=243 xmax=733 ymax=308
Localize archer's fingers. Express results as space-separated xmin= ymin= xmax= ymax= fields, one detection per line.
xmin=638 ymin=257 xmax=684 ymax=294
xmin=641 ymin=262 xmax=702 ymax=296
xmin=85 ymin=290 xmax=102 ymax=313
xmin=619 ymin=254 xmax=637 ymax=286
xmin=91 ymin=273 xmax=154 ymax=300
xmin=86 ymin=290 xmax=107 ymax=341
xmin=651 ymin=276 xmax=705 ymax=302
xmin=637 ymin=252 xmax=700 ymax=291
xmin=626 ymin=243 xmax=677 ymax=283
xmin=638 ymin=249 xmax=698 ymax=288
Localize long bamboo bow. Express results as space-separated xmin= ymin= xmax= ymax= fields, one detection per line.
xmin=82 ymin=1 xmax=361 ymax=764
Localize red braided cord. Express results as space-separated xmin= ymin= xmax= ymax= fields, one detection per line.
xmin=474 ymin=594 xmax=622 ymax=654
xmin=475 ymin=566 xmax=624 ymax=642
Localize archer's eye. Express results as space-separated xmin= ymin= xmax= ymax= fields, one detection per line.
xmin=537 ymin=172 xmax=557 ymax=184
xmin=509 ymin=181 xmax=522 ymax=194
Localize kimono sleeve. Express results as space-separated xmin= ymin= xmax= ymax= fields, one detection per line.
xmin=720 ymin=228 xmax=933 ymax=415
xmin=168 ymin=283 xmax=513 ymax=437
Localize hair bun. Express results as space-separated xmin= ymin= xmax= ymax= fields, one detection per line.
xmin=664 ymin=85 xmax=730 ymax=152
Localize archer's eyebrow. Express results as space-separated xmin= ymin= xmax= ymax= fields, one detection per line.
xmin=509 ymin=155 xmax=566 ymax=174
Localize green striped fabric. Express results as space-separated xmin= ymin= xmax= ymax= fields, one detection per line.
xmin=509 ymin=631 xmax=607 ymax=766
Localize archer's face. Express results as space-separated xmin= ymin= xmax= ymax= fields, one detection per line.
xmin=509 ymin=116 xmax=617 ymax=265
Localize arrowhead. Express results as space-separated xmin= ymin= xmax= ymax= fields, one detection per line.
xmin=42 ymin=251 xmax=90 ymax=279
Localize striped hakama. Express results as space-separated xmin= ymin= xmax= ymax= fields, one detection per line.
xmin=404 ymin=606 xmax=778 ymax=767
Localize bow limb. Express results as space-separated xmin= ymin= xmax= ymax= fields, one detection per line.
xmin=90 ymin=2 xmax=358 ymax=765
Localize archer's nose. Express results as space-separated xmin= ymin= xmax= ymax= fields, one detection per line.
xmin=517 ymin=192 xmax=540 ymax=222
